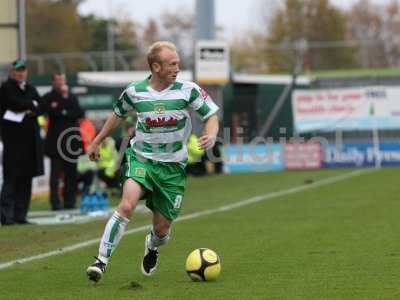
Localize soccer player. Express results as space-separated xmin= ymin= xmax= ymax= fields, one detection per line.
xmin=86 ymin=41 xmax=219 ymax=282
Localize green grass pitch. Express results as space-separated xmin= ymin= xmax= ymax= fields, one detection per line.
xmin=0 ymin=168 xmax=399 ymax=299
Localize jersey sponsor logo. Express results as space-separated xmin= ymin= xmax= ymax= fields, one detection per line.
xmin=134 ymin=167 xmax=146 ymax=177
xmin=200 ymin=88 xmax=209 ymax=100
xmin=154 ymin=103 xmax=166 ymax=114
xmin=145 ymin=117 xmax=178 ymax=127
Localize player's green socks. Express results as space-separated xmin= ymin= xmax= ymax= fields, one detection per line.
xmin=98 ymin=211 xmax=129 ymax=263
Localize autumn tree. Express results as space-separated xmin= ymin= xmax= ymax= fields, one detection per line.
xmin=263 ymin=0 xmax=357 ymax=73
xmin=134 ymin=18 xmax=161 ymax=69
xmin=135 ymin=9 xmax=195 ymax=70
xmin=26 ymin=0 xmax=90 ymax=54
xmin=81 ymin=15 xmax=139 ymax=52
xmin=116 ymin=19 xmax=139 ymax=52
xmin=142 ymin=19 xmax=161 ymax=47
xmin=384 ymin=1 xmax=400 ymax=67
xmin=159 ymin=8 xmax=194 ymax=69
xmin=231 ymin=32 xmax=267 ymax=73
xmin=231 ymin=0 xmax=357 ymax=73
xmin=26 ymin=0 xmax=140 ymax=72
xmin=346 ymin=0 xmax=400 ymax=68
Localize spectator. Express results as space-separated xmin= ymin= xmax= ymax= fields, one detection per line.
xmin=42 ymin=73 xmax=84 ymax=210
xmin=0 ymin=59 xmax=44 ymax=225
xmin=97 ymin=137 xmax=119 ymax=190
xmin=77 ymin=154 xmax=96 ymax=195
xmin=79 ymin=113 xmax=96 ymax=153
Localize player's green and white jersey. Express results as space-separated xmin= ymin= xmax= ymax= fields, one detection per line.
xmin=113 ymin=77 xmax=219 ymax=164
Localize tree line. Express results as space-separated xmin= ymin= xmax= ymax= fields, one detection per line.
xmin=26 ymin=0 xmax=400 ymax=74
xmin=233 ymin=0 xmax=400 ymax=73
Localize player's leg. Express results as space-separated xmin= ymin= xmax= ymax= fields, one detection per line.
xmin=86 ymin=178 xmax=143 ymax=282
xmin=141 ymin=211 xmax=172 ymax=276
xmin=98 ymin=178 xmax=143 ymax=258
xmin=140 ymin=161 xmax=186 ymax=276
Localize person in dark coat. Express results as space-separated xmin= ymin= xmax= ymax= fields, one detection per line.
xmin=0 ymin=59 xmax=44 ymax=225
xmin=42 ymin=73 xmax=84 ymax=210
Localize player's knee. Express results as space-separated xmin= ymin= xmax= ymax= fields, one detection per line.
xmin=117 ymin=200 xmax=135 ymax=218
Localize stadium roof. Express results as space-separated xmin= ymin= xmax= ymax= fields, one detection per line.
xmin=233 ymin=73 xmax=310 ymax=85
xmin=310 ymin=68 xmax=400 ymax=79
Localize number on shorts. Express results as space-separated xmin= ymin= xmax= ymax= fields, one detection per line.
xmin=173 ymin=195 xmax=182 ymax=210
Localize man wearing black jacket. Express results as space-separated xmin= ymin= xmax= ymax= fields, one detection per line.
xmin=0 ymin=59 xmax=44 ymax=225
xmin=42 ymin=73 xmax=84 ymax=210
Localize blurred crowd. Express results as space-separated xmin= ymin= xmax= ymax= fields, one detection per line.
xmin=0 ymin=59 xmax=120 ymax=226
xmin=0 ymin=59 xmax=223 ymax=226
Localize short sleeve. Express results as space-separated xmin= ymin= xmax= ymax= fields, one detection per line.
xmin=188 ymin=84 xmax=219 ymax=121
xmin=113 ymin=87 xmax=136 ymax=117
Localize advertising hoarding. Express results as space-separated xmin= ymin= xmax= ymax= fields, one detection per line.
xmin=323 ymin=143 xmax=400 ymax=168
xmin=292 ymin=86 xmax=400 ymax=132
xmin=223 ymin=144 xmax=284 ymax=173
xmin=284 ymin=142 xmax=322 ymax=170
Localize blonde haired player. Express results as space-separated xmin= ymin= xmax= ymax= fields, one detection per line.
xmin=86 ymin=41 xmax=219 ymax=282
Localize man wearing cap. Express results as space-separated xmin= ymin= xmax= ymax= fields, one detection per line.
xmin=0 ymin=59 xmax=44 ymax=225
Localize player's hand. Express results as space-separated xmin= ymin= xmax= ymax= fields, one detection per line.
xmin=87 ymin=142 xmax=100 ymax=161
xmin=198 ymin=134 xmax=216 ymax=150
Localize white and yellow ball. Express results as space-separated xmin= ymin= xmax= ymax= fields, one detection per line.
xmin=185 ymin=248 xmax=221 ymax=281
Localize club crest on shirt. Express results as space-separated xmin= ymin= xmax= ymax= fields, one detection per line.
xmin=134 ymin=167 xmax=146 ymax=177
xmin=154 ymin=103 xmax=166 ymax=114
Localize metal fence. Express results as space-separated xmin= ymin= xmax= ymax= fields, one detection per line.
xmin=26 ymin=50 xmax=138 ymax=75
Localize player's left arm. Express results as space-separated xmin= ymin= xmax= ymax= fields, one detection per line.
xmin=199 ymin=115 xmax=219 ymax=150
xmin=188 ymin=84 xmax=219 ymax=150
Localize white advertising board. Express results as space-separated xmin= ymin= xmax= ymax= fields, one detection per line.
xmin=195 ymin=40 xmax=230 ymax=85
xmin=292 ymin=86 xmax=400 ymax=132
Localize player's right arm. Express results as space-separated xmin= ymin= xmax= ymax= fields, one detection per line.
xmin=88 ymin=112 xmax=121 ymax=161
xmin=88 ymin=87 xmax=136 ymax=161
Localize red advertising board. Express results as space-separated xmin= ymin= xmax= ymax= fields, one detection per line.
xmin=284 ymin=142 xmax=322 ymax=170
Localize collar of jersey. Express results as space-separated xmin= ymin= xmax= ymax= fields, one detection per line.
xmin=146 ymin=76 xmax=174 ymax=94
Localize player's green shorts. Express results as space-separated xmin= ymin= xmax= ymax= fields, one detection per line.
xmin=122 ymin=147 xmax=186 ymax=221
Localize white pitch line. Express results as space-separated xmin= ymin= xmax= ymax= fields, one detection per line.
xmin=0 ymin=168 xmax=375 ymax=271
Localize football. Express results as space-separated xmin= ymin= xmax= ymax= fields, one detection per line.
xmin=185 ymin=248 xmax=221 ymax=281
